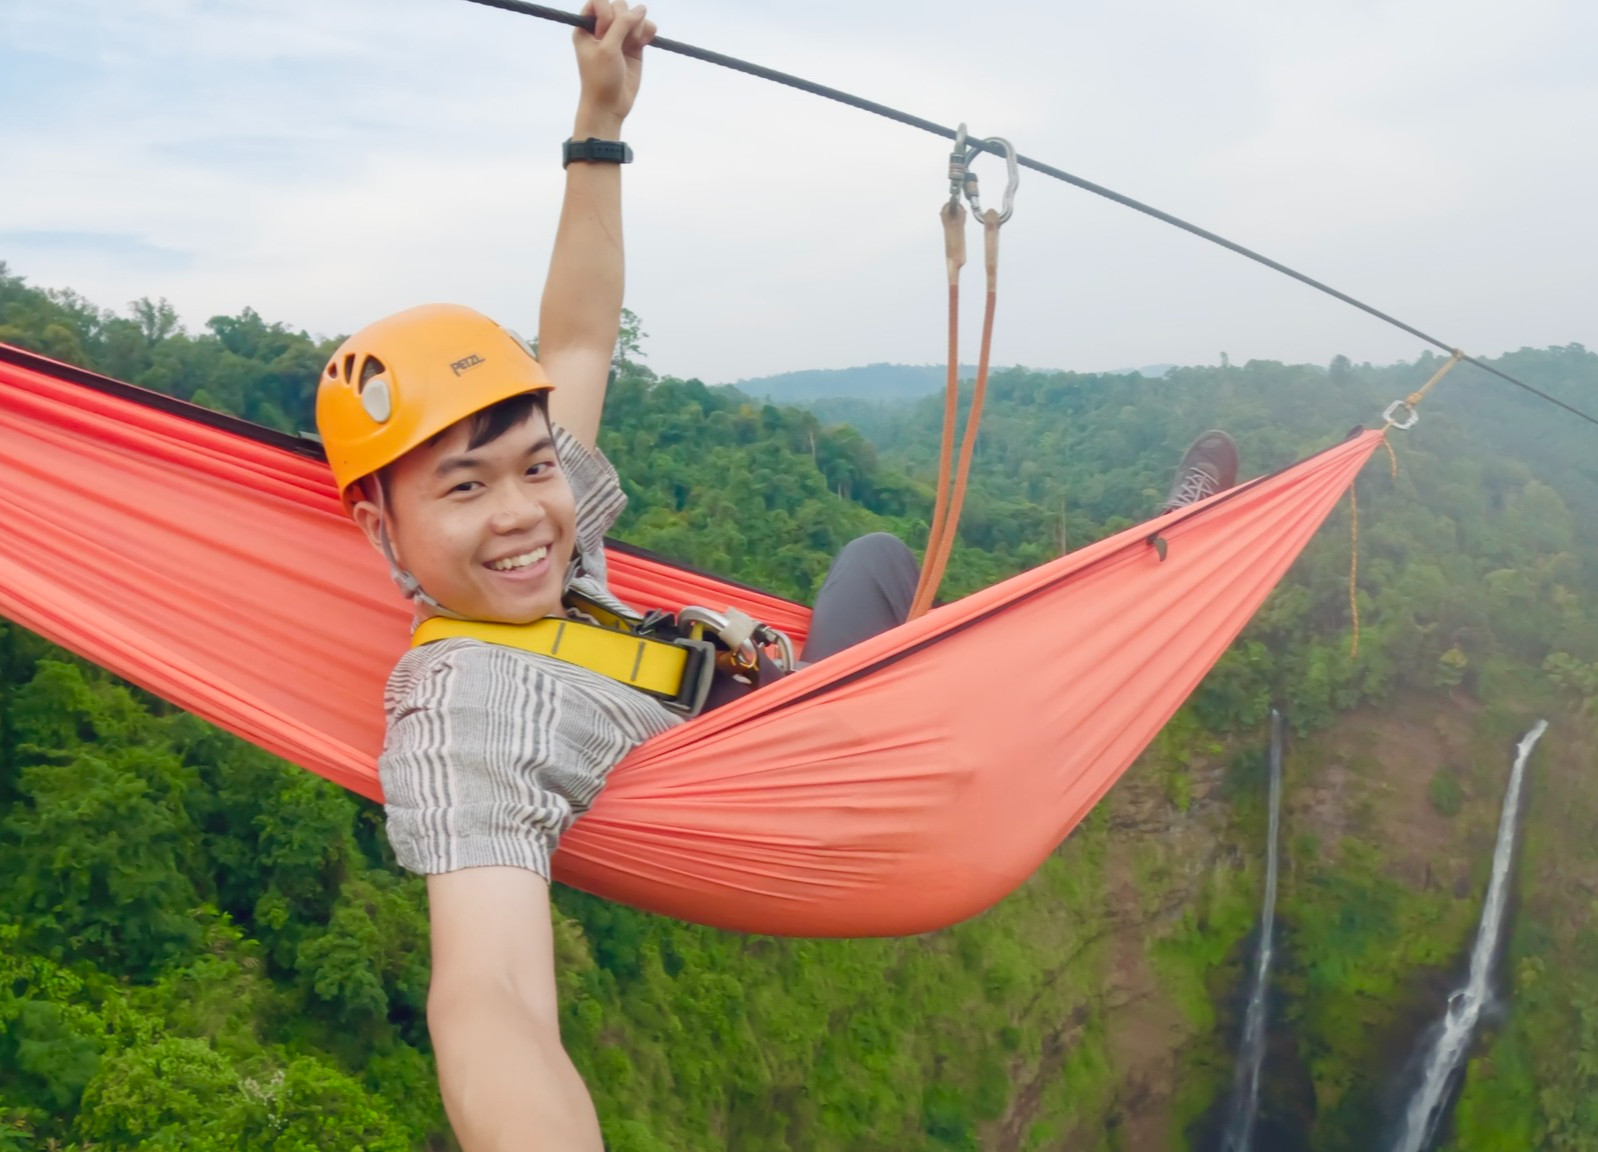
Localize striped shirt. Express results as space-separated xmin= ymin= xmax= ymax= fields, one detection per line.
xmin=379 ymin=426 xmax=682 ymax=879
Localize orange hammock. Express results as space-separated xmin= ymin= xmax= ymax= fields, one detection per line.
xmin=0 ymin=344 xmax=1379 ymax=936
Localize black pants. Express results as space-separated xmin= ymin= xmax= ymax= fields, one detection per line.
xmin=703 ymin=533 xmax=919 ymax=710
xmin=800 ymin=532 xmax=921 ymax=663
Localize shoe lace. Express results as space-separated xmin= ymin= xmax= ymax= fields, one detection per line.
xmin=1167 ymin=467 xmax=1219 ymax=510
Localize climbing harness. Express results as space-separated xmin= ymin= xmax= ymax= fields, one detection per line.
xmin=415 ymin=612 xmax=718 ymax=714
xmin=911 ymin=128 xmax=1017 ymax=618
xmin=412 ymin=588 xmax=796 ymax=716
xmin=566 ymin=587 xmax=797 ymax=691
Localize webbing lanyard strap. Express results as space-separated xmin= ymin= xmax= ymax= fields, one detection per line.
xmin=412 ymin=613 xmax=718 ymax=716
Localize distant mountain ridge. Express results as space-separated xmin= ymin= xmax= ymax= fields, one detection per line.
xmin=729 ymin=361 xmax=1175 ymax=403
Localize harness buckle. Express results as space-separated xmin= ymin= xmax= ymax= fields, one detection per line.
xmin=662 ymin=635 xmax=718 ymax=717
xmin=531 ymin=589 xmax=795 ymax=717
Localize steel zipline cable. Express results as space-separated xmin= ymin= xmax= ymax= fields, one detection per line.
xmin=461 ymin=0 xmax=1598 ymax=430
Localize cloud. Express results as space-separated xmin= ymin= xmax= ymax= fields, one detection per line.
xmin=0 ymin=230 xmax=193 ymax=275
xmin=1 ymin=0 xmax=1594 ymax=384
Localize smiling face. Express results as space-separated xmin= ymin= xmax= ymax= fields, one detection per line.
xmin=350 ymin=394 xmax=577 ymax=624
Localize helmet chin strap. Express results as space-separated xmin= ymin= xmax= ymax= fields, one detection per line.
xmin=369 ymin=484 xmax=471 ymax=623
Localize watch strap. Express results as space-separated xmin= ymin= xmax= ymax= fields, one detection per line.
xmin=563 ymin=138 xmax=633 ymax=168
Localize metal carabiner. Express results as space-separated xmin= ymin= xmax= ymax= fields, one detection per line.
xmin=1382 ymin=399 xmax=1419 ymax=431
xmin=963 ymin=136 xmax=1019 ymax=225
xmin=947 ymin=123 xmax=970 ymax=206
xmin=758 ymin=624 xmax=797 ymax=674
xmin=676 ymin=605 xmax=797 ymax=675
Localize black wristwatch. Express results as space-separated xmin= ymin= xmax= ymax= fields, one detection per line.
xmin=562 ymin=138 xmax=634 ymax=169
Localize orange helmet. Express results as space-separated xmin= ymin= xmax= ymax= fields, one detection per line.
xmin=316 ymin=303 xmax=553 ymax=504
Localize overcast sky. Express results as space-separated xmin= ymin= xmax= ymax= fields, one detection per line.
xmin=2 ymin=0 xmax=1593 ymax=384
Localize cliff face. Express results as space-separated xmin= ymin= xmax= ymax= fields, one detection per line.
xmin=1270 ymin=697 xmax=1598 ymax=1152
xmin=1271 ymin=700 xmax=1498 ymax=1151
xmin=979 ymin=694 xmax=1593 ymax=1152
xmin=978 ymin=718 xmax=1253 ymax=1152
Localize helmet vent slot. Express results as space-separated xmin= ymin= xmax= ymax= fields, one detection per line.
xmin=358 ymin=356 xmax=387 ymax=390
xmin=343 ymin=354 xmax=356 ymax=383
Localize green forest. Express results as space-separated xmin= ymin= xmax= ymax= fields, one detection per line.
xmin=2 ymin=259 xmax=1597 ymax=1151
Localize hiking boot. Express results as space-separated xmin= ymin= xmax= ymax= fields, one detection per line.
xmin=1162 ymin=430 xmax=1239 ymax=511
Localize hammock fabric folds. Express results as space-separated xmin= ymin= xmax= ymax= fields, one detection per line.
xmin=0 ymin=345 xmax=1380 ymax=936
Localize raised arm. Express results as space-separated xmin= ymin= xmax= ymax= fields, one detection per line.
xmin=539 ymin=0 xmax=654 ymax=452
xmin=426 ymin=867 xmax=602 ymax=1152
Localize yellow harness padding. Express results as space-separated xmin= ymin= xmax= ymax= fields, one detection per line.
xmin=412 ymin=615 xmax=691 ymax=699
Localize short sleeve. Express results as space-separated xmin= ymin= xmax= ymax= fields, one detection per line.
xmin=554 ymin=424 xmax=626 ymax=588
xmin=379 ymin=639 xmax=668 ymax=878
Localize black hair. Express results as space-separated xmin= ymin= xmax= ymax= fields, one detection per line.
xmin=461 ymin=390 xmax=548 ymax=451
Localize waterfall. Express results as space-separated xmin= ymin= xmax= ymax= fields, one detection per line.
xmin=1220 ymin=708 xmax=1284 ymax=1152
xmin=1388 ymin=719 xmax=1548 ymax=1152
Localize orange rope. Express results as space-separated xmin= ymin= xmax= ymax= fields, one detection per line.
xmin=1358 ymin=353 xmax=1462 ymax=654
xmin=1385 ymin=349 xmax=1465 ymax=433
xmin=1407 ymin=349 xmax=1464 ymax=409
xmin=912 ymin=201 xmax=967 ymax=617
xmin=912 ymin=208 xmax=1000 ymax=618
xmin=916 ymin=281 xmax=961 ymax=614
xmin=1348 ymin=480 xmax=1360 ymax=659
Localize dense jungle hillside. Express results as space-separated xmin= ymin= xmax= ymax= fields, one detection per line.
xmin=2 ymin=260 xmax=1596 ymax=1151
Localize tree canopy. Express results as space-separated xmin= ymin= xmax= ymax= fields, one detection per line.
xmin=2 ymin=261 xmax=1597 ymax=1150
